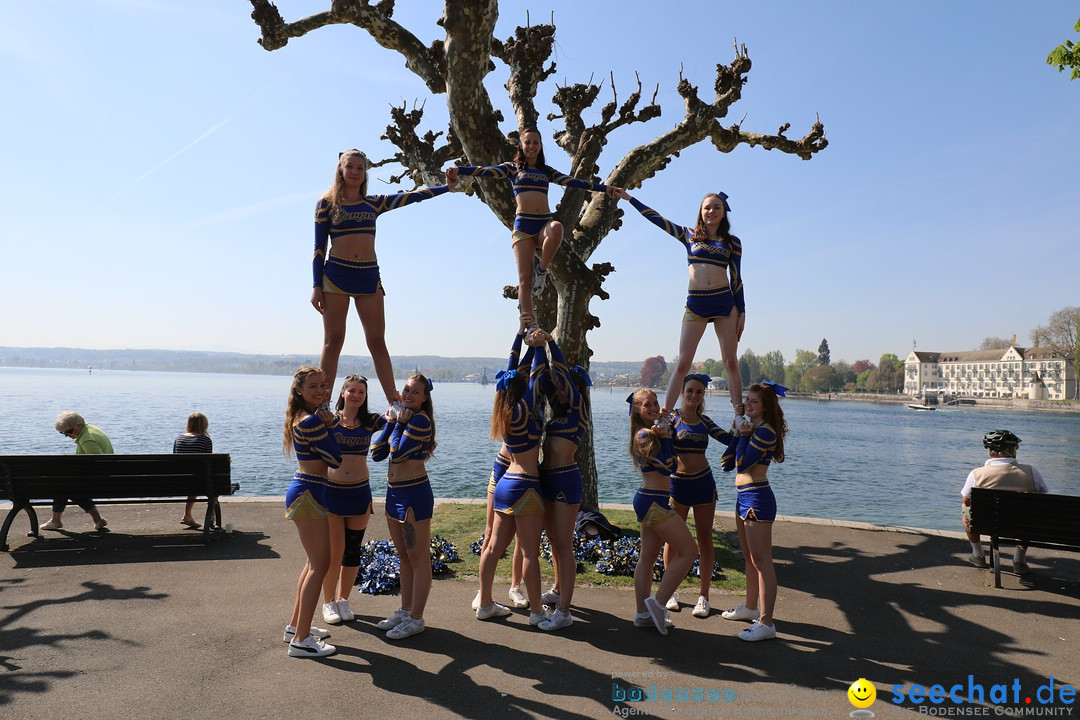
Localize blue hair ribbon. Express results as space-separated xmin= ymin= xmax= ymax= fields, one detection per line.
xmin=625 ymin=392 xmax=636 ymax=415
xmin=569 ymin=365 xmax=593 ymax=387
xmin=426 ymin=377 xmax=434 ymax=392
xmin=495 ymin=369 xmax=517 ymax=391
xmin=761 ymin=381 xmax=788 ymax=397
xmin=718 ymin=191 xmax=731 ymax=213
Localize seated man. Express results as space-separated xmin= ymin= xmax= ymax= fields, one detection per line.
xmin=961 ymin=429 xmax=1047 ymax=573
xmin=45 ymin=411 xmax=112 ymax=531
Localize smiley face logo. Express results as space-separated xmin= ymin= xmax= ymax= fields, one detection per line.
xmin=847 ymin=678 xmax=876 ymax=709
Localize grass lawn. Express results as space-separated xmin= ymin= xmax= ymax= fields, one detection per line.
xmin=430 ymin=502 xmax=747 ymax=594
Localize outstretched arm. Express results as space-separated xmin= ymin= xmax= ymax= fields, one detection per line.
xmin=369 ymin=185 xmax=452 ymax=213
xmin=625 ymin=195 xmax=693 ymax=244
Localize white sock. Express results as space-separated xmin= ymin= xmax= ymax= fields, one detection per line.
xmin=1013 ymin=547 xmax=1027 ymax=563
xmin=970 ymin=541 xmax=983 ymax=556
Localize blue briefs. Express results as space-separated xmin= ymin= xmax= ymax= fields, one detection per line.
xmin=633 ymin=486 xmax=677 ymax=528
xmin=683 ymin=286 xmax=735 ymax=323
xmin=539 ymin=463 xmax=583 ymax=505
xmin=488 ymin=453 xmax=511 ymax=495
xmin=670 ymin=466 xmax=718 ymax=509
xmin=285 ymin=472 xmax=330 ymax=520
xmin=385 ymin=473 xmax=434 ymax=523
xmin=493 ymin=472 xmax=545 ymax=516
xmin=736 ymin=482 xmax=776 ymax=522
xmin=322 ymin=254 xmax=384 ymax=296
xmin=322 ymin=477 xmax=373 ymax=517
xmin=512 ymin=212 xmax=553 ymax=245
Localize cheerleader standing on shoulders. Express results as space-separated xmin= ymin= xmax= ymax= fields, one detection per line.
xmin=321 ymin=375 xmax=386 ymax=625
xmin=311 ymin=149 xmax=457 ymax=400
xmin=720 ymin=382 xmax=787 ymax=642
xmin=627 ymin=389 xmax=697 ymax=635
xmin=665 ymin=374 xmax=734 ymax=618
xmin=282 ymin=366 xmax=341 ymax=658
xmin=611 ymin=188 xmax=746 ymax=425
xmin=476 ymin=328 xmax=550 ymax=626
xmin=370 ymin=374 xmax=438 ymax=640
xmin=535 ymin=337 xmax=592 ymax=631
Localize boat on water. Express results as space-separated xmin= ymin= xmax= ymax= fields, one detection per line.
xmin=907 ymin=403 xmax=936 ymax=411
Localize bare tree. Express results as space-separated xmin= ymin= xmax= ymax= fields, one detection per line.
xmin=249 ymin=0 xmax=828 ymax=506
xmin=1031 ymin=306 xmax=1080 ymax=400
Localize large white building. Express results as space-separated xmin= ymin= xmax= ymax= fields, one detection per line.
xmin=904 ymin=346 xmax=1076 ymax=400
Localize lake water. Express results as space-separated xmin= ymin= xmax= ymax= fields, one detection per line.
xmin=3 ymin=367 xmax=1078 ymax=531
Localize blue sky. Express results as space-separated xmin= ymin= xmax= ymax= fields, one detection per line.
xmin=2 ymin=1 xmax=1077 ymax=366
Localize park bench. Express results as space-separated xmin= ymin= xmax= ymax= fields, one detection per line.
xmin=968 ymin=487 xmax=1080 ymax=588
xmin=0 ymin=453 xmax=238 ymax=551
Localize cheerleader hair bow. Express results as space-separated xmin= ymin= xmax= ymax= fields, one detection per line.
xmin=425 ymin=377 xmax=434 ymax=392
xmin=625 ymin=392 xmax=636 ymax=415
xmin=495 ymin=369 xmax=518 ymax=391
xmin=685 ymin=373 xmax=712 ymax=386
xmin=761 ymin=381 xmax=788 ymax=397
xmin=717 ymin=191 xmax=731 ymax=213
xmin=570 ymin=365 xmax=593 ymax=387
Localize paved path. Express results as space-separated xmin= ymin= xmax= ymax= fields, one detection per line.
xmin=2 ymin=498 xmax=1078 ymax=719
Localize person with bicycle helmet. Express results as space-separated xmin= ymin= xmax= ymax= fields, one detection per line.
xmin=960 ymin=429 xmax=1047 ymax=573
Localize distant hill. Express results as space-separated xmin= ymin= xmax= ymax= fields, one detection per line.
xmin=0 ymin=346 xmax=643 ymax=385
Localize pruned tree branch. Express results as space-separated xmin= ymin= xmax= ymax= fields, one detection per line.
xmin=249 ymin=0 xmax=447 ymax=93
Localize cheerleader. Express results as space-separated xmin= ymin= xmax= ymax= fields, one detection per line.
xmin=370 ymin=374 xmax=438 ymax=640
xmin=627 ymin=389 xmax=697 ymax=635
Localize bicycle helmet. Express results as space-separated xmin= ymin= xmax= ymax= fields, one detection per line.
xmin=983 ymin=429 xmax=1021 ymax=451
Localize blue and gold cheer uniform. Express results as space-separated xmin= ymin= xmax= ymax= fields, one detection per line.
xmin=492 ymin=334 xmax=548 ymax=515
xmin=322 ymin=414 xmax=387 ymax=517
xmin=371 ymin=412 xmax=435 ymax=522
xmin=725 ymin=424 xmax=779 ymax=522
xmin=539 ymin=340 xmax=588 ymax=505
xmin=627 ymin=197 xmax=745 ymax=321
xmin=633 ymin=432 xmax=678 ymax=528
xmin=456 ymin=163 xmax=607 ymax=245
xmin=312 ymin=186 xmax=450 ymax=295
xmin=669 ymin=412 xmax=733 ymax=510
xmin=286 ymin=413 xmax=342 ymax=520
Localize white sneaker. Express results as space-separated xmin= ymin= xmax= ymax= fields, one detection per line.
xmin=471 ymin=590 xmax=481 ymax=611
xmin=322 ymin=601 xmax=342 ymax=625
xmin=476 ymin=602 xmax=513 ymax=620
xmin=692 ymin=596 xmax=711 ymax=618
xmin=287 ymin=634 xmax=336 ymax=657
xmin=665 ymin=591 xmax=680 ymax=612
xmin=634 ymin=611 xmax=673 ymax=629
xmin=738 ymin=621 xmax=777 ymax=642
xmin=376 ymin=608 xmax=410 ymax=631
xmin=540 ymin=587 xmax=561 ymax=605
xmin=720 ymin=604 xmax=760 ymax=622
xmin=529 ymin=608 xmax=553 ymax=626
xmin=386 ymin=616 xmax=425 ymax=640
xmin=282 ymin=625 xmax=331 ymax=643
xmin=531 ymin=259 xmax=548 ymax=296
xmin=538 ymin=609 xmax=573 ymax=631
xmin=643 ymin=596 xmax=669 ymax=636
xmin=336 ymin=598 xmax=354 ymax=622
xmin=41 ymin=519 xmax=63 ymax=531
xmin=508 ymin=586 xmax=529 ymax=608
xmin=95 ymin=518 xmax=109 ymax=531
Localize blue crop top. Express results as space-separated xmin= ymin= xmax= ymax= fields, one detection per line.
xmin=292 ymin=414 xmax=342 ymax=467
xmin=724 ymin=423 xmax=778 ymax=473
xmin=312 ymin=186 xmax=450 ymax=287
xmin=627 ymin=197 xmax=745 ymax=313
xmin=457 ymin=163 xmax=607 ymax=197
xmin=672 ymin=412 xmax=734 ymax=457
xmin=370 ymin=413 xmax=433 ymax=464
xmin=333 ymin=414 xmax=387 ymax=457
xmin=542 ymin=340 xmax=589 ymax=446
xmin=635 ymin=431 xmax=676 ymax=475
